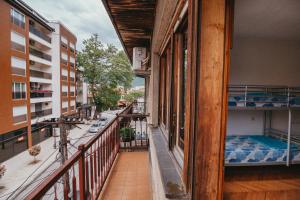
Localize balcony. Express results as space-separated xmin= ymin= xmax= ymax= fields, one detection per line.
xmin=29 ymin=25 xmax=51 ymax=44
xmin=24 ymin=102 xmax=149 ymax=200
xmin=61 ymin=59 xmax=68 ymax=66
xmin=31 ymin=109 xmax=52 ymax=119
xmin=29 ymin=48 xmax=52 ymax=62
xmin=30 ymin=70 xmax=52 ymax=80
xmin=30 ymin=90 xmax=52 ymax=98
xmin=70 ymin=63 xmax=75 ymax=68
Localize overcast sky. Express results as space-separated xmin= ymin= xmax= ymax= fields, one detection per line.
xmin=23 ymin=0 xmax=122 ymax=51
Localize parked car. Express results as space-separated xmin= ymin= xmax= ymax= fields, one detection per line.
xmin=98 ymin=116 xmax=108 ymax=122
xmin=88 ymin=123 xmax=101 ymax=133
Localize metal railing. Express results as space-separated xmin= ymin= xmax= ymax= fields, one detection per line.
xmin=29 ymin=25 xmax=51 ymax=43
xmin=30 ymin=91 xmax=52 ymax=98
xmin=228 ymin=85 xmax=300 ymax=107
xmin=24 ymin=103 xmax=147 ymax=200
xmin=31 ymin=109 xmax=53 ymax=119
xmin=30 ymin=70 xmax=52 ymax=80
xmin=29 ymin=48 xmax=52 ymax=61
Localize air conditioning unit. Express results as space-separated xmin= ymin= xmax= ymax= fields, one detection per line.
xmin=133 ymin=47 xmax=146 ymax=70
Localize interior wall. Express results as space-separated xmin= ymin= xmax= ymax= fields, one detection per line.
xmin=230 ymin=37 xmax=300 ymax=86
xmin=228 ymin=37 xmax=300 ymax=136
xmin=227 ymin=111 xmax=264 ymax=135
xmin=271 ymin=110 xmax=300 ymax=135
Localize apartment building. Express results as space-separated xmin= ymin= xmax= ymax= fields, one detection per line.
xmin=48 ymin=21 xmax=77 ymax=117
xmin=0 ymin=0 xmax=77 ymax=162
xmin=76 ymin=68 xmax=89 ymax=106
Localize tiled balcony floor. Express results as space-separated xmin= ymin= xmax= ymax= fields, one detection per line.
xmin=100 ymin=151 xmax=152 ymax=200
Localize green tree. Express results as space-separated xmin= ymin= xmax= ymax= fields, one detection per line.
xmin=123 ymin=91 xmax=144 ymax=103
xmin=77 ymin=34 xmax=133 ymax=118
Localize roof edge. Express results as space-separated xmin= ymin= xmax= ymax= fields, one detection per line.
xmin=101 ymin=0 xmax=132 ymax=63
xmin=6 ymin=0 xmax=54 ymax=31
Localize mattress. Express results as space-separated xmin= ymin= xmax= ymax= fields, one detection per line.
xmin=225 ymin=135 xmax=300 ymax=165
xmin=228 ymin=94 xmax=300 ymax=108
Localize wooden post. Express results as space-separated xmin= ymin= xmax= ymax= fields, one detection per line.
xmin=191 ymin=0 xmax=227 ymax=199
xmin=78 ymin=144 xmax=86 ymax=200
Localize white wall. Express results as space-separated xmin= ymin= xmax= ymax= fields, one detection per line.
xmin=227 ymin=110 xmax=264 ymax=136
xmin=230 ymin=37 xmax=300 ymax=86
xmin=82 ymin=82 xmax=88 ymax=104
xmin=271 ymin=110 xmax=300 ymax=135
xmin=49 ymin=22 xmax=61 ymax=118
xmin=228 ymin=37 xmax=300 ymax=136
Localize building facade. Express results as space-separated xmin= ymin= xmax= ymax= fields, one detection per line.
xmin=0 ymin=0 xmax=77 ymax=162
xmin=103 ymin=0 xmax=300 ymax=199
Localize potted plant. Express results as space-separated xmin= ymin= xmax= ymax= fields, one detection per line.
xmin=28 ymin=145 xmax=41 ymax=164
xmin=120 ymin=127 xmax=135 ymax=142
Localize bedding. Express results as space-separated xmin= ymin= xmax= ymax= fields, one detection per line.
xmin=228 ymin=95 xmax=300 ymax=107
xmin=225 ymin=135 xmax=300 ymax=165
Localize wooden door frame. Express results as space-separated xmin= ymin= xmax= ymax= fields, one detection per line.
xmin=185 ymin=0 xmax=233 ymax=199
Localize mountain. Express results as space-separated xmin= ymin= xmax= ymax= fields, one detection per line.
xmin=131 ymin=77 xmax=144 ymax=87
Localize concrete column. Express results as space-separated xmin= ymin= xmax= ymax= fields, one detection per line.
xmin=148 ymin=52 xmax=160 ymax=127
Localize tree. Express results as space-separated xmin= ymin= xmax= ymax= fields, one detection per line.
xmin=77 ymin=34 xmax=133 ymax=118
xmin=28 ymin=145 xmax=41 ymax=164
xmin=123 ymin=91 xmax=144 ymax=103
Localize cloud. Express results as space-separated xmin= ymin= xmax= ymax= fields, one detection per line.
xmin=23 ymin=0 xmax=122 ymax=51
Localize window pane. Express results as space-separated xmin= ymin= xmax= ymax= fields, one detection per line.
xmin=22 ymin=83 xmax=26 ymax=99
xmin=12 ymin=83 xmax=15 ymax=99
xmin=178 ymin=28 xmax=188 ymax=150
xmin=16 ymin=83 xmax=21 ymax=99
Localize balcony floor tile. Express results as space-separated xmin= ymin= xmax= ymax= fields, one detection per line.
xmin=100 ymin=152 xmax=152 ymax=200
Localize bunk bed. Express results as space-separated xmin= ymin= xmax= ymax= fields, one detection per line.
xmin=225 ymin=85 xmax=300 ymax=166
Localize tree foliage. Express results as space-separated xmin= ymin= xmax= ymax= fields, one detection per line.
xmin=77 ymin=34 xmax=133 ymax=115
xmin=123 ymin=91 xmax=144 ymax=103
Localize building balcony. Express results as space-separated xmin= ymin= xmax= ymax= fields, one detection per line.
xmin=31 ymin=109 xmax=52 ymax=119
xmin=29 ymin=48 xmax=52 ymax=62
xmin=61 ymin=59 xmax=68 ymax=66
xmin=30 ymin=90 xmax=52 ymax=103
xmin=24 ymin=102 xmax=150 ymax=200
xmin=30 ymin=70 xmax=52 ymax=80
xmin=29 ymin=25 xmax=52 ymax=44
xmin=70 ymin=62 xmax=75 ymax=68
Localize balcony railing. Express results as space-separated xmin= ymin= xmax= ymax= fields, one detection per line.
xmin=30 ymin=48 xmax=52 ymax=61
xmin=24 ymin=102 xmax=148 ymax=200
xmin=29 ymin=25 xmax=51 ymax=43
xmin=61 ymin=59 xmax=68 ymax=65
xmin=31 ymin=109 xmax=52 ymax=119
xmin=30 ymin=70 xmax=52 ymax=80
xmin=30 ymin=90 xmax=52 ymax=98
xmin=70 ymin=63 xmax=75 ymax=68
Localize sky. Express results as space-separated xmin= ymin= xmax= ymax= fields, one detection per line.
xmin=23 ymin=0 xmax=122 ymax=51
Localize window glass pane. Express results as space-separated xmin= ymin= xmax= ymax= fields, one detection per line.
xmin=15 ymin=82 xmax=21 ymax=99
xmin=11 ymin=8 xmax=25 ymax=29
xmin=178 ymin=27 xmax=188 ymax=151
xmin=12 ymin=83 xmax=15 ymax=99
xmin=22 ymin=83 xmax=26 ymax=99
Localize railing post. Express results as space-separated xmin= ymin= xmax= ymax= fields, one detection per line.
xmin=78 ymin=144 xmax=86 ymax=200
xmin=116 ymin=114 xmax=121 ymax=152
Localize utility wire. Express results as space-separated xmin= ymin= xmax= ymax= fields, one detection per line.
xmin=4 ymin=148 xmax=59 ymax=200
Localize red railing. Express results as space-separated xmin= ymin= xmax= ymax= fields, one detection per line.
xmin=25 ymin=105 xmax=133 ymax=200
